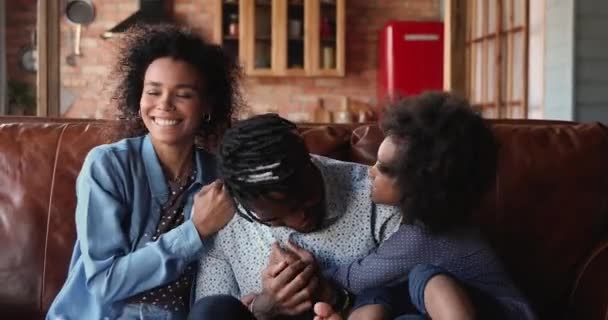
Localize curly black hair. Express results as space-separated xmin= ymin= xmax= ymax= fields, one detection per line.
xmin=110 ymin=23 xmax=243 ymax=141
xmin=381 ymin=91 xmax=498 ymax=234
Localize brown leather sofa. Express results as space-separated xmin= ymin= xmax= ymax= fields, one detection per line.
xmin=1 ymin=117 xmax=607 ymax=319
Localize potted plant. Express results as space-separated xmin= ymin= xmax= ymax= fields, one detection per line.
xmin=7 ymin=80 xmax=36 ymax=115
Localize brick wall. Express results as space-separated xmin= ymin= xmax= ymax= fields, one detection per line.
xmin=242 ymin=0 xmax=441 ymax=119
xmin=56 ymin=0 xmax=218 ymax=118
xmin=60 ymin=0 xmax=139 ymax=117
xmin=5 ymin=0 xmax=441 ymax=119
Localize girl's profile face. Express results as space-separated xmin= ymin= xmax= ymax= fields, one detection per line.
xmin=139 ymin=57 xmax=208 ymax=147
xmin=369 ymin=136 xmax=402 ymax=206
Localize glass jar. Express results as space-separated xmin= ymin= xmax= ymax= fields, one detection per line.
xmin=322 ymin=46 xmax=335 ymax=69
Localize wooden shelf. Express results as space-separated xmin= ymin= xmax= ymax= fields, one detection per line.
xmin=215 ymin=0 xmax=344 ymax=77
xmin=284 ymin=69 xmax=306 ymax=77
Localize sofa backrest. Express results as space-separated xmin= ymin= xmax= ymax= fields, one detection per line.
xmin=0 ymin=119 xmax=111 ymax=318
xmin=1 ymin=117 xmax=607 ymax=319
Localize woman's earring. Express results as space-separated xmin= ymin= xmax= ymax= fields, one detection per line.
xmin=203 ymin=113 xmax=211 ymax=122
xmin=137 ymin=109 xmax=142 ymax=119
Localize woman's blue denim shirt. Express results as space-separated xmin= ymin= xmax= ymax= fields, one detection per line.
xmin=46 ymin=135 xmax=216 ymax=319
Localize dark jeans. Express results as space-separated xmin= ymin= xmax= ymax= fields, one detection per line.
xmin=352 ymin=264 xmax=507 ymax=320
xmin=188 ymin=295 xmax=255 ymax=320
xmin=188 ymin=295 xmax=315 ymax=320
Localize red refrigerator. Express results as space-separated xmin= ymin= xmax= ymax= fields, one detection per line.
xmin=377 ymin=21 xmax=444 ymax=111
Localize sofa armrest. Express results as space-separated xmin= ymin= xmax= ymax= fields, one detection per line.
xmin=568 ymin=239 xmax=608 ymax=320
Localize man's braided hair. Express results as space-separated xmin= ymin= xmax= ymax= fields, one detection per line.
xmin=219 ymin=113 xmax=310 ymax=222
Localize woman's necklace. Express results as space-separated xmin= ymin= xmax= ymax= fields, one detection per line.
xmin=164 ymin=155 xmax=195 ymax=187
xmin=171 ymin=164 xmax=194 ymax=186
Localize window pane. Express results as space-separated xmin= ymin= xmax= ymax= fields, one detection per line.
xmin=511 ymin=103 xmax=525 ymax=118
xmin=487 ymin=40 xmax=495 ymax=102
xmin=488 ymin=0 xmax=497 ymax=34
xmin=501 ymin=34 xmax=508 ymax=109
xmin=512 ymin=32 xmax=525 ymax=101
xmin=474 ymin=44 xmax=483 ymax=103
xmin=475 ymin=0 xmax=484 ymax=38
xmin=502 ymin=0 xmax=510 ymax=30
xmin=482 ymin=106 xmax=497 ymax=118
xmin=528 ymin=0 xmax=544 ymax=118
xmin=514 ymin=0 xmax=526 ymax=27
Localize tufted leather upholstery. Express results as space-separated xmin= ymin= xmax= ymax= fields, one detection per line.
xmin=1 ymin=117 xmax=607 ymax=319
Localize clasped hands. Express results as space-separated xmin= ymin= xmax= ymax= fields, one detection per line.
xmin=242 ymin=241 xmax=336 ymax=320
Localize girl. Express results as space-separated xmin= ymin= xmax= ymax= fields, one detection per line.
xmin=314 ymin=92 xmax=536 ymax=320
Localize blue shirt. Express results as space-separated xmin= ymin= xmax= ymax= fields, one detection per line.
xmin=327 ymin=224 xmax=537 ymax=319
xmin=47 ymin=135 xmax=216 ymax=320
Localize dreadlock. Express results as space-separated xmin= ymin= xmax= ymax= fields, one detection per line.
xmin=219 ymin=113 xmax=311 ymax=222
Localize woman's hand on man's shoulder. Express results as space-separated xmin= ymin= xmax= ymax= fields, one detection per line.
xmin=191 ymin=180 xmax=235 ymax=238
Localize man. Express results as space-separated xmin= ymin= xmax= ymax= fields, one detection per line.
xmin=191 ymin=114 xmax=401 ymax=319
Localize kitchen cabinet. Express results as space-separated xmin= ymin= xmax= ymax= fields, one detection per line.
xmin=214 ymin=0 xmax=345 ymax=77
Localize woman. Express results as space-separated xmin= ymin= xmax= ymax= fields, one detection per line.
xmin=314 ymin=92 xmax=536 ymax=320
xmin=47 ymin=24 xmax=242 ymax=319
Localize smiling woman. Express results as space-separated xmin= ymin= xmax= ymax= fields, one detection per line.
xmin=111 ymin=24 xmax=243 ymax=145
xmin=46 ymin=24 xmax=244 ymax=320
xmin=140 ymin=57 xmax=206 ymax=154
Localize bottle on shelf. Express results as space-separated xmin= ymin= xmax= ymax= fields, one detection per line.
xmin=289 ymin=19 xmax=302 ymax=39
xmin=333 ymin=96 xmax=352 ymax=124
xmin=227 ymin=14 xmax=239 ymax=37
xmin=322 ymin=46 xmax=335 ymax=69
xmin=320 ymin=16 xmax=335 ymax=69
xmin=314 ymin=98 xmax=332 ymax=123
xmin=320 ymin=16 xmax=332 ymax=40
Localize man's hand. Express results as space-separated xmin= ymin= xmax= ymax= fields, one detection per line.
xmin=253 ymin=259 xmax=319 ymax=319
xmin=285 ymin=240 xmax=315 ymax=265
xmin=191 ymin=180 xmax=235 ymax=238
xmin=269 ymin=243 xmax=300 ymax=265
xmin=286 ymin=241 xmax=338 ymax=306
xmin=241 ymin=293 xmax=256 ymax=309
